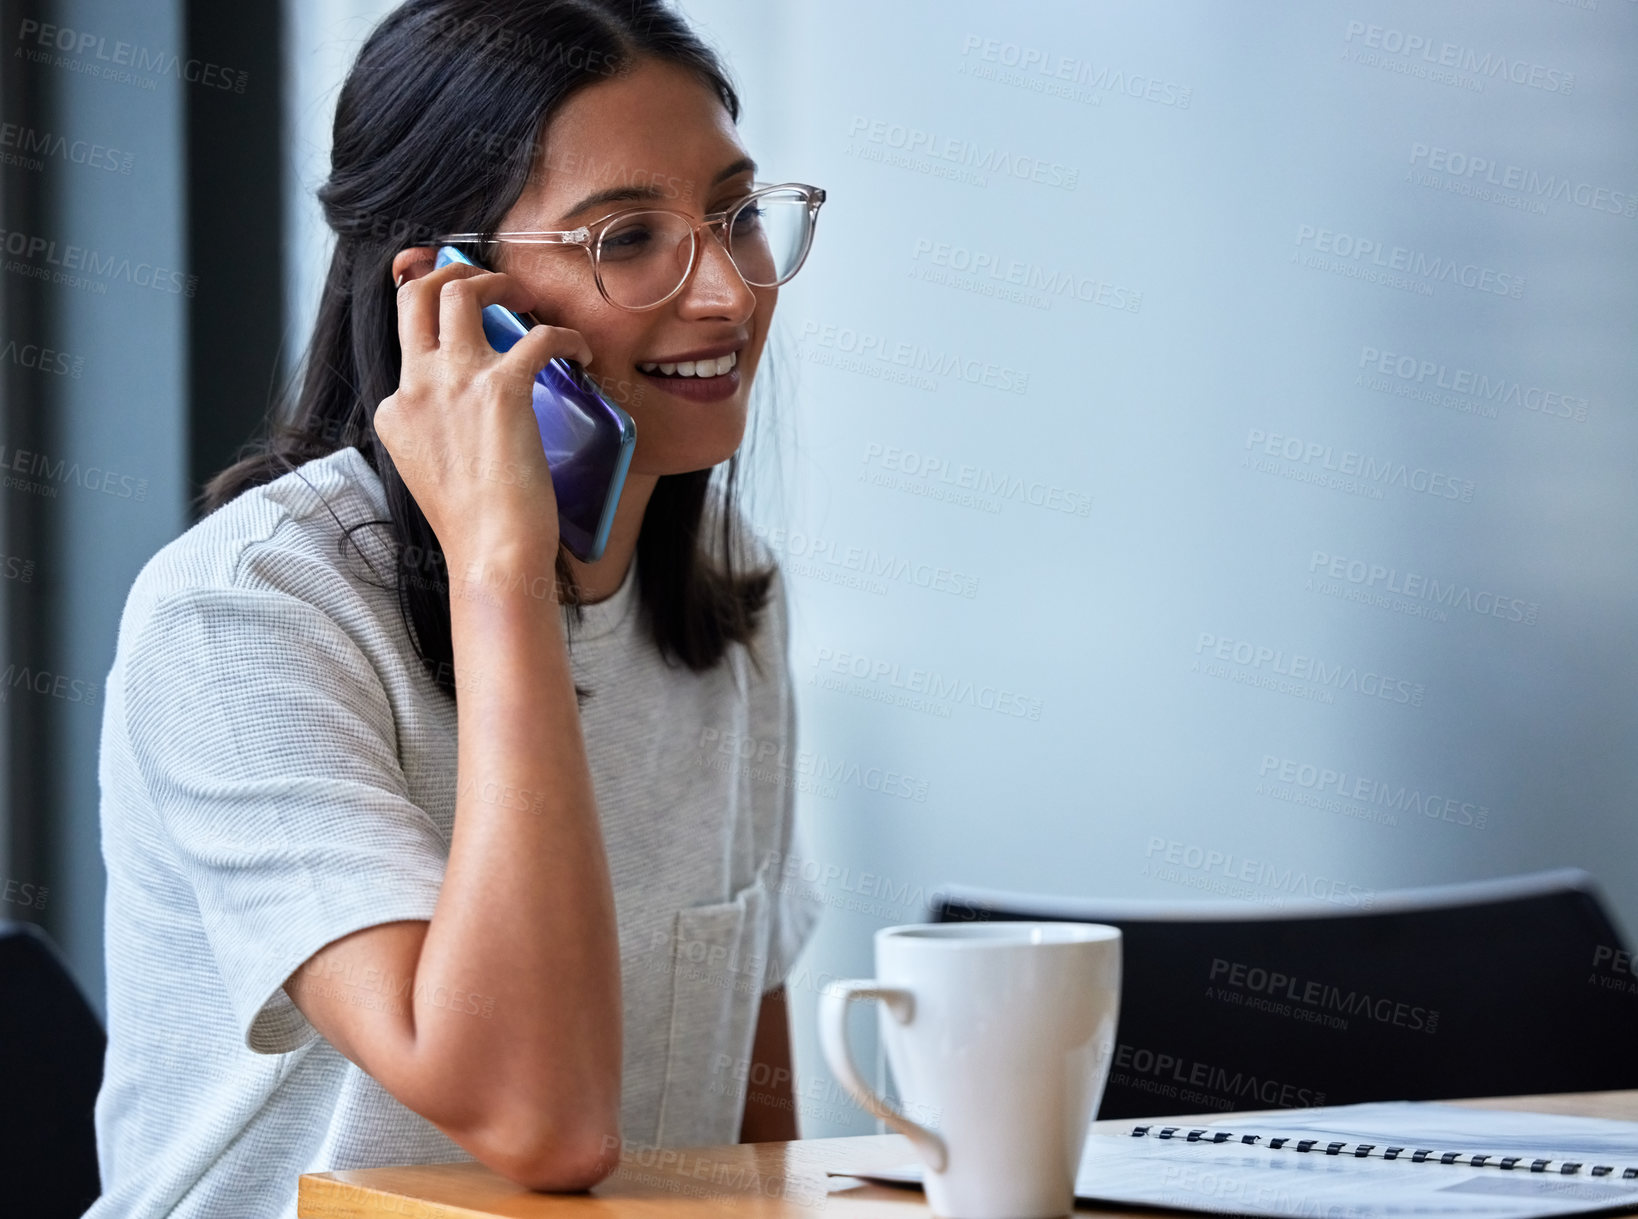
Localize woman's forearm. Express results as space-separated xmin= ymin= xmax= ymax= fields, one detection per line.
xmin=407 ymin=541 xmax=622 ymax=1180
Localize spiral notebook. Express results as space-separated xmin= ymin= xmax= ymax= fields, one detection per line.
xmin=826 ymin=1101 xmax=1638 ymax=1218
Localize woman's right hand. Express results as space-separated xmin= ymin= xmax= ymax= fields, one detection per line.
xmin=375 ymin=261 xmax=594 ymax=569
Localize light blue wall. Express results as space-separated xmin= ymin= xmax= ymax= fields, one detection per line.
xmin=284 ymin=0 xmax=393 ymax=369
xmin=673 ymin=0 xmax=1638 ymax=1134
xmin=278 ymin=0 xmax=1636 ymax=1138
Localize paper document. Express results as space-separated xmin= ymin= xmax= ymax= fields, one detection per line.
xmin=825 ymin=1102 xmax=1638 ymax=1218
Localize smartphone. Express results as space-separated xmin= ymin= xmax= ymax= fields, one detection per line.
xmin=432 ymin=244 xmax=635 ymax=562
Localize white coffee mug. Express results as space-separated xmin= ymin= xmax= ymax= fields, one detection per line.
xmin=820 ymin=921 xmax=1121 ymax=1219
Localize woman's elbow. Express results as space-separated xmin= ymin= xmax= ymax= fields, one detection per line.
xmin=478 ymin=1119 xmax=623 ymax=1193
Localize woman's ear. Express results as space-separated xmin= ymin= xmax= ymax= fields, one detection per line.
xmin=390 ymin=246 xmax=440 ymax=288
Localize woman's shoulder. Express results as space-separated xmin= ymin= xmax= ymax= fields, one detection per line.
xmin=116 ymin=447 xmax=393 ymax=646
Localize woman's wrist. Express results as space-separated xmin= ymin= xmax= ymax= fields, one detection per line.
xmin=447 ymin=539 xmax=565 ymax=608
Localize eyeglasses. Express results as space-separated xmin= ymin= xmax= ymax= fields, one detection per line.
xmin=432 ymin=181 xmax=826 ymax=312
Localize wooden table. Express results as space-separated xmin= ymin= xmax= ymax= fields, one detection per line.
xmin=298 ymin=1090 xmax=1638 ymax=1217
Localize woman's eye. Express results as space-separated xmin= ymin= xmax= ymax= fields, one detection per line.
xmin=599 ymin=223 xmax=654 ymax=258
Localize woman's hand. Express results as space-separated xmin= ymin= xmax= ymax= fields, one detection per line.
xmin=375 ymin=261 xmax=594 ymax=568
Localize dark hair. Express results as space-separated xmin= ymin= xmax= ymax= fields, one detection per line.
xmin=204 ymin=0 xmax=774 ymax=699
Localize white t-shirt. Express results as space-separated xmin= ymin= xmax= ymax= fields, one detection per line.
xmin=86 ymin=446 xmax=821 ymax=1219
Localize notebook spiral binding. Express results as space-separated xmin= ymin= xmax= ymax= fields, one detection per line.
xmin=1129 ymin=1125 xmax=1638 ymax=1180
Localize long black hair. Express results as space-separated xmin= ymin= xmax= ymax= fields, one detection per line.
xmin=205 ymin=0 xmax=774 ymax=699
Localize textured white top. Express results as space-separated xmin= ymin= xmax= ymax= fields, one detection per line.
xmin=86 ymin=446 xmax=821 ymax=1218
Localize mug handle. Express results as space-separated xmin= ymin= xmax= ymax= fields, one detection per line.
xmin=818 ymin=980 xmax=948 ymax=1172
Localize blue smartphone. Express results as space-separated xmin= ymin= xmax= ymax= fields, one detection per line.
xmin=433 ymin=244 xmax=635 ymax=562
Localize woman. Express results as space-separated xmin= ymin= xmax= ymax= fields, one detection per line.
xmin=87 ymin=1 xmax=826 ymax=1214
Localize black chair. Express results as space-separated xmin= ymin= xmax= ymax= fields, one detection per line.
xmin=930 ymin=868 xmax=1638 ymax=1119
xmin=0 ymin=921 xmax=105 ymax=1217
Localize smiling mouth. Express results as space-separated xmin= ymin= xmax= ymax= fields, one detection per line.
xmin=636 ymin=351 xmax=737 ymax=378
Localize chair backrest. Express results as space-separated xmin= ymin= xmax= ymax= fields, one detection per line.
xmin=0 ymin=921 xmax=105 ymax=1217
xmin=930 ymin=868 xmax=1638 ymax=1119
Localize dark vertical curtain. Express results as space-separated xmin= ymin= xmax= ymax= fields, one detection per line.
xmin=184 ymin=0 xmax=285 ymax=511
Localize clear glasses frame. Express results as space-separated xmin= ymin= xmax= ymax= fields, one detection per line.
xmin=431 ymin=180 xmax=827 ymax=312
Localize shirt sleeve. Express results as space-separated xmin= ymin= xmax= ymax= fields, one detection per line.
xmin=755 ymin=565 xmax=823 ymax=994
xmin=120 ymin=585 xmax=449 ymax=1055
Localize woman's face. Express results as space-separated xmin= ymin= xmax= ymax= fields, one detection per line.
xmin=493 ymin=58 xmax=773 ymax=477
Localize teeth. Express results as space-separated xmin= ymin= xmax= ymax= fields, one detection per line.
xmin=638 ymin=351 xmax=737 ymax=377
